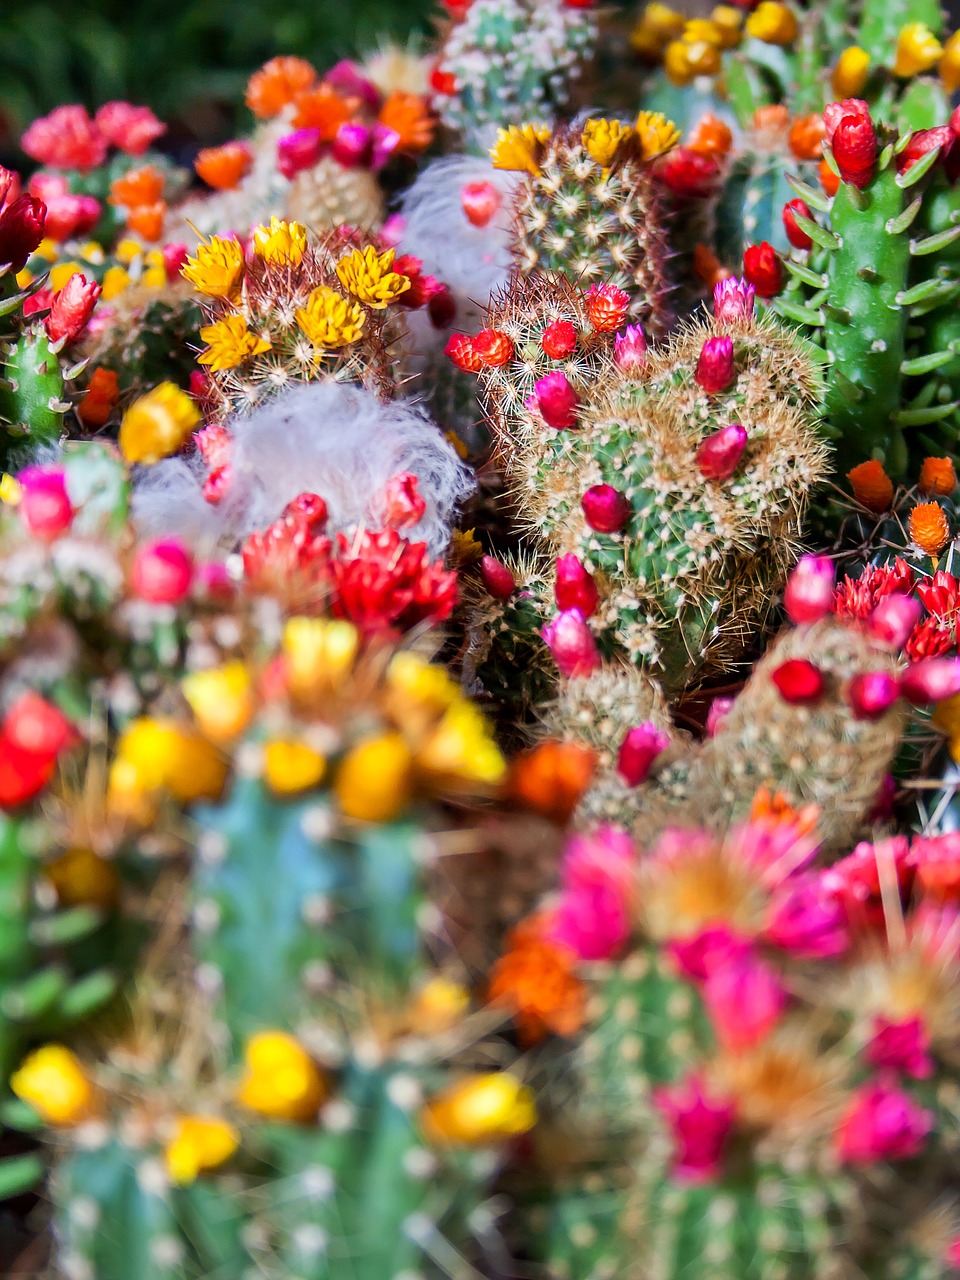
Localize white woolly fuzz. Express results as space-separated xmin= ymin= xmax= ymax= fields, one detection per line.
xmin=132 ymin=382 xmax=475 ymax=558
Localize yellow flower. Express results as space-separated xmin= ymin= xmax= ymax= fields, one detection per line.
xmin=283 ymin=617 xmax=359 ymax=696
xmin=263 ymin=739 xmax=327 ymax=795
xmin=181 ymin=660 xmax=254 ymax=743
xmin=119 ymin=382 xmax=201 ymax=465
xmin=197 ymin=312 xmax=272 ymax=372
xmin=101 ymin=265 xmax=131 ymax=300
xmin=45 ymin=847 xmax=120 ymax=911
xmin=663 ymin=40 xmax=697 ymax=83
xmin=894 ymin=22 xmax=943 ymax=76
xmin=11 ymin=1045 xmax=95 ymax=1126
xmin=106 ymin=755 xmax=159 ymax=826
xmin=709 ymin=6 xmax=744 ymax=48
xmin=409 ymin=977 xmax=470 ymax=1035
xmin=252 ymin=216 xmax=308 ymax=267
xmin=635 ymin=110 xmax=682 ymax=159
xmin=235 ymin=1032 xmax=327 ymax=1121
xmin=182 ymin=235 xmax=245 ymax=300
xmin=416 ymin=701 xmax=506 ymax=788
xmin=941 ymin=30 xmax=960 ymax=92
xmin=683 ymin=18 xmax=724 ymax=47
xmin=933 ymin=692 xmax=960 ymax=739
xmin=581 ymin=118 xmax=633 ymax=167
xmin=420 ymin=1073 xmax=536 ymax=1145
xmin=165 ymin=1116 xmax=239 ymax=1184
xmin=832 ymin=46 xmax=871 ymax=97
xmin=335 ymin=733 xmax=414 ymax=822
xmin=745 ymin=1 xmax=799 ymax=45
xmin=296 ymin=285 xmax=366 ymax=348
xmin=387 ymin=651 xmax=461 ymax=715
xmin=630 ymin=2 xmax=685 ymax=56
xmin=49 ymin=261 xmax=83 ymax=293
xmin=115 ymin=237 xmax=144 ymax=265
xmin=489 ymin=123 xmax=551 ymax=175
xmin=0 ymin=473 xmax=22 ymax=505
xmin=335 ymin=246 xmax=411 ymax=310
xmin=143 ymin=265 xmax=166 ymax=289
xmin=112 ymin=718 xmax=227 ymax=803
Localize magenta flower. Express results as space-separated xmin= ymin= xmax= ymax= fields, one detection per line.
xmin=534 ymin=371 xmax=580 ymax=429
xmin=617 ymin=722 xmax=670 ymax=786
xmin=541 ymin=609 xmax=601 ymax=678
xmin=555 ymin=553 xmax=599 ymax=616
xmin=847 ymin=671 xmax=899 ymax=720
xmin=783 ymin=555 xmax=835 ymax=625
xmin=865 ymin=1016 xmax=934 ymax=1081
xmin=581 ymin=484 xmax=631 ymax=533
xmin=654 ymin=1074 xmax=736 ymax=1183
xmin=765 ymin=875 xmax=849 ymax=958
xmin=550 ymin=826 xmax=635 ymax=961
xmin=332 ymin=122 xmax=373 ymax=169
xmin=277 ymin=128 xmax=324 ymax=179
xmin=613 ymin=324 xmax=647 ymax=373
xmin=130 ymin=538 xmax=194 ymax=605
xmin=713 ymin=276 xmax=755 ymax=323
xmin=705 ymin=695 xmax=734 ymax=737
xmin=703 ymin=955 xmax=786 ymax=1051
xmin=695 ymin=336 xmax=735 ymax=394
xmin=870 ymin=594 xmax=922 ymax=649
xmin=900 ymin=657 xmax=960 ymax=705
xmin=666 ymin=926 xmax=753 ymax=982
xmin=836 ymin=1080 xmax=932 ymax=1164
xmin=17 ymin=467 xmax=74 ymax=542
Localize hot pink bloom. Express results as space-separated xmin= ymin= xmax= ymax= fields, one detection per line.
xmin=541 ymin=608 xmax=601 ymax=678
xmin=163 ymin=243 xmax=189 ymax=282
xmin=277 ymin=128 xmax=324 ymax=180
xmin=549 ymin=825 xmax=635 ymax=961
xmin=534 ymin=372 xmax=579 ymax=429
xmin=332 ymin=122 xmax=373 ymax=168
xmin=17 ymin=467 xmax=73 ymax=542
xmin=901 ymin=657 xmax=960 ymax=704
xmin=783 ymin=555 xmax=835 ymax=625
xmin=666 ymin=926 xmax=752 ymax=982
xmin=836 ymin=1080 xmax=932 ymax=1164
xmin=555 ymin=553 xmax=599 ymax=616
xmin=703 ymin=955 xmax=786 ymax=1051
xmin=870 ymin=593 xmax=922 ymax=649
xmin=865 ymin=1016 xmax=934 ymax=1080
xmin=45 ymin=273 xmax=101 ymax=344
xmin=822 ymin=837 xmax=913 ymax=927
xmin=847 ymin=671 xmax=899 ymax=720
xmin=130 ymin=538 xmax=194 ymax=604
xmin=22 ymin=105 xmax=108 ymax=171
xmin=713 ymin=276 xmax=755 ymax=323
xmin=654 ymin=1074 xmax=736 ymax=1183
xmin=375 ymin=472 xmax=426 ymax=530
xmin=695 ymin=335 xmax=735 ymax=394
xmin=42 ymin=193 xmax=101 ymax=242
xmin=95 ymin=101 xmax=166 ymax=154
xmin=617 ymin=722 xmax=670 ymax=786
xmin=696 ymin=423 xmax=748 ymax=482
xmin=765 ymin=874 xmax=849 ymax=958
xmin=581 ymin=484 xmax=630 ymax=533
xmin=613 ymin=323 xmax=647 ymax=373
xmin=325 ymin=60 xmax=382 ymax=110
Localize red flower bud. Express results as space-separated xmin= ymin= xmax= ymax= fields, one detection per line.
xmin=0 ymin=194 xmax=47 ymax=270
xmin=534 ymin=372 xmax=579 ymax=429
xmin=429 ymin=65 xmax=457 ymax=96
xmin=695 ymin=335 xmax=735 ymax=394
xmin=42 ymin=193 xmax=101 ymax=242
xmin=869 ymin=594 xmax=922 ymax=649
xmin=541 ymin=319 xmax=578 ymax=360
xmin=428 ymin=285 xmax=457 ymax=329
xmin=18 ymin=467 xmax=73 ymax=542
xmin=783 ymin=198 xmax=814 ymax=250
xmin=847 ymin=672 xmax=900 ymax=720
xmin=784 ymin=554 xmax=835 ymax=624
xmin=900 ymin=658 xmax=960 ymax=704
xmin=480 ymin=555 xmax=516 ymax=599
xmin=377 ymin=472 xmax=426 ymax=530
xmin=586 ymin=282 xmax=631 ymax=333
xmin=3 ymin=692 xmax=78 ymax=757
xmin=617 ymin=722 xmax=670 ymax=785
xmin=582 ymin=484 xmax=631 ymax=533
xmin=460 ymin=180 xmax=501 ymax=227
xmin=472 ymin=328 xmax=514 ymax=368
xmin=696 ymin=423 xmax=748 ymax=482
xmin=771 ymin=659 xmax=825 ymax=705
xmin=45 ymin=273 xmax=101 ymax=344
xmin=130 ymin=538 xmax=194 ymax=604
xmin=445 ymin=333 xmax=481 ymax=373
xmin=658 ymin=147 xmax=719 ymax=198
xmin=896 ymin=127 xmax=953 ymax=175
xmin=0 ymin=737 xmax=57 ymax=809
xmin=743 ymin=242 xmax=783 ymax=297
xmin=826 ymin=100 xmax=877 ymax=189
xmin=542 ymin=609 xmax=601 ymax=678
xmin=555 ymin=553 xmax=599 ymax=616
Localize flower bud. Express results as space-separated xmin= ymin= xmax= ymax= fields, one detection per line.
xmin=10 ymin=1044 xmax=95 ymax=1127
xmin=713 ymin=276 xmax=755 ymax=322
xmin=542 ymin=609 xmax=601 ymax=678
xmin=460 ymin=180 xmax=501 ymax=227
xmin=586 ymin=282 xmax=631 ymax=332
xmin=445 ymin=333 xmax=481 ymax=373
xmin=555 ymin=553 xmax=599 ymax=616
xmin=331 ymin=121 xmax=372 ymax=168
xmin=783 ymin=554 xmax=835 ymax=624
xmin=696 ymin=423 xmax=748 ymax=482
xmin=826 ymin=100 xmax=877 ymax=188
xmin=614 ymin=324 xmax=648 ymax=373
xmin=42 ymin=193 xmax=101 ymax=242
xmin=869 ymin=594 xmax=922 ymax=648
xmin=745 ymin=1 xmax=798 ymax=45
xmin=743 ymin=241 xmax=783 ymax=297
xmin=617 ymin=722 xmax=670 ymax=785
xmin=163 ymin=242 xmax=189 ymax=282
xmin=706 ymin=695 xmax=734 ymax=737
xmin=771 ymin=658 xmax=824 ymax=705
xmin=45 ymin=272 xmax=101 ymax=344
xmin=695 ymin=335 xmax=735 ymax=393
xmin=0 ymin=194 xmax=47 ymax=270
xmin=534 ymin=371 xmax=579 ymax=429
xmin=832 ymin=46 xmax=871 ymax=98
xmin=18 ymin=466 xmax=73 ymax=541
xmin=480 ymin=555 xmax=516 ymax=599
xmin=582 ymin=484 xmax=631 ymax=532
xmin=541 ymin=319 xmax=578 ymax=360
xmin=421 ymin=1072 xmax=536 ymax=1144
xmin=130 ymin=538 xmax=194 ymax=604
xmin=783 ymin=198 xmax=814 ymax=250
xmin=893 ymin=22 xmax=943 ymax=77
xmin=847 ymin=671 xmax=899 ymax=720
xmin=276 ymin=127 xmax=323 ymax=179
xmin=896 ymin=126 xmax=953 ymax=175
xmin=472 ymin=328 xmax=514 ymax=367
xmin=900 ymin=657 xmax=960 ymax=705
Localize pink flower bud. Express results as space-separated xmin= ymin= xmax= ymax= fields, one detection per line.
xmin=277 ymin=128 xmax=323 ymax=179
xmin=325 ymin=60 xmax=382 ymax=110
xmin=541 ymin=608 xmax=601 ymax=678
xmin=784 ymin=554 xmax=836 ymax=625
xmin=617 ymin=722 xmax=670 ymax=785
xmin=869 ymin=594 xmax=922 ymax=648
xmin=614 ymin=323 xmax=647 ymax=374
xmin=130 ymin=538 xmax=194 ymax=604
xmin=900 ymin=657 xmax=960 ymax=704
xmin=480 ymin=555 xmax=515 ymax=599
xmin=653 ymin=1074 xmax=735 ymax=1184
xmin=703 ymin=956 xmax=786 ymax=1051
xmin=847 ymin=671 xmax=899 ymax=720
xmin=771 ymin=658 xmax=824 ymax=705
xmin=706 ymin=695 xmax=734 ymax=737
xmin=195 ymin=560 xmax=235 ymax=601
xmin=865 ymin=1016 xmax=934 ymax=1080
xmin=163 ymin=242 xmax=189 ymax=282
xmin=667 ymin=926 xmax=752 ymax=981
xmin=332 ymin=122 xmax=372 ymax=168
xmin=836 ymin=1080 xmax=932 ymax=1164
xmin=713 ymin=276 xmax=755 ymax=323
xmin=376 ymin=472 xmax=426 ymax=530
xmin=44 ymin=272 xmax=101 ymax=344
xmin=534 ymin=371 xmax=579 ymax=429
xmin=555 ymin=553 xmax=599 ymax=616
xmin=18 ymin=467 xmax=73 ymax=541
xmin=460 ymin=180 xmax=501 ymax=227
xmin=582 ymin=484 xmax=631 ymax=533
xmin=695 ymin=336 xmax=735 ymax=394
xmin=370 ymin=123 xmax=400 ymax=171
xmin=42 ymin=193 xmax=101 ymax=242
xmin=696 ymin=423 xmax=748 ymax=482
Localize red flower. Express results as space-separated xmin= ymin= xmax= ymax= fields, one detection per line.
xmin=331 ymin=528 xmax=457 ymax=633
xmin=42 ymin=193 xmax=101 ymax=242
xmin=586 ymin=283 xmax=630 ymax=333
xmin=783 ymin=198 xmax=814 ymax=250
xmin=94 ymin=101 xmax=166 ymax=155
xmin=242 ymin=501 xmax=333 ymax=593
xmin=392 ymin=254 xmax=444 ymax=309
xmin=897 ymin=126 xmax=954 ymax=175
xmin=541 ymin=319 xmax=578 ymax=359
xmin=375 ymin=471 xmax=426 ymax=530
xmin=824 ymin=99 xmax=877 ymax=189
xmin=657 ymin=147 xmax=720 ymax=199
xmin=771 ymin=659 xmax=824 ymax=705
xmin=917 ymin=570 xmax=960 ymax=619
xmin=45 ymin=273 xmax=101 ymax=345
xmin=0 ymin=194 xmax=47 ymax=270
xmin=21 ymin=105 xmax=108 ymax=171
xmin=555 ymin=553 xmax=599 ymax=616
xmin=429 ymin=65 xmax=457 ymax=96
xmin=460 ymin=180 xmax=501 ymax=227
xmin=445 ymin=333 xmax=481 ymax=373
xmin=833 ymin=559 xmax=914 ymax=620
xmin=0 ymin=738 xmax=57 ymax=809
xmin=905 ymin=615 xmax=954 ymax=662
xmin=743 ymin=242 xmax=783 ymax=297
xmin=472 ymin=328 xmax=514 ymax=367
xmin=3 ymin=693 xmax=77 ymax=757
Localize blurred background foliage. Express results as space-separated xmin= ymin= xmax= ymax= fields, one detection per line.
xmin=0 ymin=0 xmax=439 ymax=156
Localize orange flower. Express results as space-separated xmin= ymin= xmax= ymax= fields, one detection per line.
xmin=788 ymin=112 xmax=825 ymax=160
xmin=126 ymin=201 xmax=166 ymax=242
xmin=77 ymin=367 xmax=119 ymax=429
xmin=749 ymin=786 xmax=819 ymax=836
xmin=847 ymin=460 xmax=893 ymax=512
xmin=686 ymin=113 xmax=733 ymax=158
xmin=488 ymin=918 xmax=586 ymax=1044
xmin=291 ymin=84 xmax=354 ymax=140
xmin=919 ymin=456 xmax=957 ymax=497
xmin=508 ymin=740 xmax=596 ymax=823
xmin=909 ymin=501 xmax=951 ymax=556
xmin=195 ymin=142 xmax=252 ymax=190
xmin=693 ymin=242 xmax=731 ymax=287
xmin=246 ymin=56 xmax=316 ymax=119
xmin=819 ymin=157 xmax=840 ymax=197
xmin=751 ymin=104 xmax=790 ymax=146
xmin=378 ymin=92 xmax=436 ymax=153
xmin=109 ymin=164 xmax=165 ymax=209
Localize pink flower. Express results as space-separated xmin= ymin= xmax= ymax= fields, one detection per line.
xmin=869 ymin=594 xmax=922 ymax=649
xmin=617 ymin=722 xmax=670 ymax=786
xmin=822 ymin=837 xmax=913 ymax=927
xmin=771 ymin=658 xmax=824 ymax=705
xmin=654 ymin=1074 xmax=735 ymax=1183
xmin=581 ymin=484 xmax=630 ymax=533
xmin=847 ymin=671 xmax=899 ymax=720
xmin=784 ymin=555 xmax=835 ymax=625
xmin=460 ymin=180 xmax=501 ymax=228
xmin=713 ymin=276 xmax=755 ymax=323
xmin=703 ymin=956 xmax=786 ymax=1051
xmin=549 ymin=826 xmax=635 ymax=961
xmin=277 ymin=128 xmax=324 ymax=179
xmin=194 ymin=423 xmax=232 ymax=506
xmin=534 ymin=372 xmax=579 ymax=429
xmin=42 ymin=193 xmax=101 ymax=242
xmin=695 ymin=335 xmax=735 ymax=394
xmin=21 ymin=105 xmax=107 ymax=171
xmin=666 ymin=926 xmax=752 ymax=982
xmin=613 ymin=323 xmax=647 ymax=373
xmin=765 ymin=875 xmax=849 ymax=958
xmin=541 ymin=609 xmax=601 ymax=678
xmin=163 ymin=243 xmax=189 ymax=282
xmin=130 ymin=538 xmax=194 ymax=604
xmin=94 ymin=102 xmax=166 ymax=154
xmin=705 ymin=695 xmax=733 ymax=737
xmin=479 ymin=556 xmax=515 ymax=600
xmin=332 ymin=122 xmax=373 ymax=169
xmin=865 ymin=1016 xmax=934 ymax=1080
xmin=696 ymin=423 xmax=748 ymax=482
xmin=18 ymin=467 xmax=74 ymax=542
xmin=375 ymin=472 xmax=426 ymax=531
xmin=836 ymin=1080 xmax=932 ymax=1164
xmin=900 ymin=657 xmax=960 ymax=704
xmin=325 ymin=60 xmax=382 ymax=110
xmin=45 ymin=273 xmax=101 ymax=345
xmin=555 ymin=553 xmax=599 ymax=616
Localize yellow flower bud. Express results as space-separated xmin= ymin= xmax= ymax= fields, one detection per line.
xmin=710 ymin=5 xmax=744 ymax=48
xmin=11 ymin=1045 xmax=95 ymax=1126
xmin=581 ymin=118 xmax=633 ymax=168
xmin=49 ymin=262 xmax=83 ymax=292
xmin=745 ymin=1 xmax=799 ymax=45
xmin=143 ymin=265 xmax=166 ymax=289
xmin=832 ymin=46 xmax=871 ymax=97
xmin=679 ymin=38 xmax=722 ymax=75
xmin=119 ymin=382 xmax=201 ymax=465
xmin=942 ymin=31 xmax=960 ymax=92
xmin=45 ymin=847 xmax=120 ymax=911
xmin=252 ymin=217 xmax=308 ymax=267
xmin=420 ymin=1073 xmax=536 ymax=1145
xmin=181 ymin=661 xmax=254 ymax=743
xmin=165 ymin=1115 xmax=239 ymax=1184
xmin=115 ymin=237 xmax=143 ymax=264
xmin=635 ymin=110 xmax=682 ymax=159
xmin=683 ymin=18 xmax=724 ymax=47
xmin=235 ymin=1031 xmax=327 ymax=1121
xmin=489 ymin=123 xmax=552 ymax=175
xmin=335 ymin=733 xmax=414 ymax=822
xmin=0 ymin=473 xmax=23 ymax=505
xmin=630 ymin=1 xmax=685 ymax=55
xmin=387 ymin=651 xmax=460 ymax=715
xmin=113 ymin=718 xmax=227 ymax=803
xmin=663 ymin=39 xmax=697 ymax=84
xmin=263 ymin=739 xmax=326 ymax=795
xmin=893 ymin=22 xmax=943 ymax=76
xmin=283 ymin=617 xmax=359 ymax=696
xmin=101 ymin=265 xmax=132 ymax=300
xmin=416 ymin=702 xmax=506 ymax=788
xmin=409 ymin=977 xmax=470 ymax=1035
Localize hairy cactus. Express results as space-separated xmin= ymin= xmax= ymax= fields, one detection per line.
xmin=285 ymin=155 xmax=386 ymax=235
xmin=79 ymin=280 xmax=202 ymax=400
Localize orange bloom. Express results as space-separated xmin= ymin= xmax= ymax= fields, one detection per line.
xmin=751 ymin=104 xmax=790 ymax=147
xmin=195 ymin=142 xmax=252 ymax=191
xmin=109 ymin=164 xmax=165 ymax=209
xmin=291 ymin=84 xmax=354 ymax=140
xmin=686 ymin=113 xmax=733 ymax=158
xmin=847 ymin=460 xmax=893 ymax=512
xmin=919 ymin=456 xmax=957 ymax=497
xmin=749 ymin=786 xmax=819 ymax=836
xmin=819 ymin=157 xmax=840 ymax=197
xmin=909 ymin=501 xmax=951 ymax=556
xmin=693 ymin=242 xmax=731 ymax=287
xmin=488 ymin=918 xmax=586 ymax=1044
xmin=77 ymin=367 xmax=119 ymax=429
xmin=789 ymin=112 xmax=825 ymax=160
xmin=378 ymin=92 xmax=436 ymax=153
xmin=508 ymin=740 xmax=596 ymax=823
xmin=125 ymin=201 xmax=166 ymax=242
xmin=246 ymin=56 xmax=316 ymax=119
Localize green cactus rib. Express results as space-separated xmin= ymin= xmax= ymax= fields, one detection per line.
xmin=0 ymin=330 xmax=68 ymax=459
xmin=0 ymin=816 xmax=35 ymax=1090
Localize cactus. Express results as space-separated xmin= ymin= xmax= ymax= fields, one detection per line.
xmin=285 ymin=155 xmax=386 ymax=235
xmin=79 ymin=282 xmax=202 ymax=400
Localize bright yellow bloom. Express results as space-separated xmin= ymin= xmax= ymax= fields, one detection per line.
xmin=49 ymin=262 xmax=82 ymax=292
xmin=683 ymin=18 xmax=724 ymax=47
xmin=165 ymin=1116 xmax=239 ymax=1184
xmin=235 ymin=1031 xmax=327 ymax=1121
xmin=709 ymin=6 xmax=744 ymax=48
xmin=409 ymin=977 xmax=470 ymax=1034
xmin=334 ymin=246 xmax=411 ymax=310
xmin=335 ymin=733 xmax=414 ymax=821
xmin=420 ymin=1073 xmax=536 ymax=1145
xmin=941 ymin=30 xmax=960 ymax=92
xmin=143 ymin=265 xmax=166 ymax=289
xmin=252 ymin=216 xmax=308 ymax=267
xmin=263 ymin=739 xmax=327 ymax=795
xmin=745 ymin=1 xmax=799 ymax=44
xmin=416 ymin=701 xmax=506 ymax=788
xmin=296 ymin=285 xmax=366 ymax=348
xmin=489 ymin=123 xmax=551 ymax=175
xmin=119 ymin=382 xmax=201 ymax=465
xmin=663 ymin=40 xmax=697 ymax=83
xmin=182 ymin=235 xmax=245 ymax=300
xmin=630 ymin=2 xmax=685 ymax=56
xmin=11 ymin=1045 xmax=95 ymax=1126
xmin=387 ymin=651 xmax=461 ymax=715
xmin=581 ymin=118 xmax=633 ymax=167
xmin=635 ymin=111 xmax=682 ymax=159
xmin=832 ymin=46 xmax=871 ymax=97
xmin=112 ymin=718 xmax=227 ymax=803
xmin=101 ymin=265 xmax=132 ymax=300
xmin=283 ymin=617 xmax=359 ymax=695
xmin=894 ymin=22 xmax=943 ymax=76
xmin=0 ymin=473 xmax=22 ymax=505
xmin=45 ymin=847 xmax=120 ymax=911
xmin=197 ymin=312 xmax=272 ymax=372
xmin=181 ymin=661 xmax=254 ymax=743
xmin=115 ymin=237 xmax=144 ymax=264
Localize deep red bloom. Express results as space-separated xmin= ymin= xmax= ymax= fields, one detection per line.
xmin=541 ymin=319 xmax=578 ymax=360
xmin=21 ymin=105 xmax=107 ymax=171
xmin=658 ymin=147 xmax=719 ymax=198
xmin=897 ymin=126 xmax=954 ymax=175
xmin=0 ymin=194 xmax=47 ymax=270
xmin=428 ymin=286 xmax=457 ymax=329
xmin=429 ymin=65 xmax=458 ymax=96
xmin=331 ymin=528 xmax=457 ymax=633
xmin=0 ymin=737 xmax=57 ymax=809
xmin=771 ymin=659 xmax=824 ymax=705
xmin=472 ymin=328 xmax=514 ymax=367
xmin=783 ymin=198 xmax=814 ymax=250
xmin=743 ymin=242 xmax=783 ymax=297
xmin=94 ymin=101 xmax=166 ymax=155
xmin=905 ymin=615 xmax=954 ymax=662
xmin=825 ymin=100 xmax=877 ymax=189
xmin=586 ymin=283 xmax=631 ymax=333
xmin=917 ymin=570 xmax=960 ymax=619
xmin=45 ymin=273 xmax=101 ymax=345
xmin=694 ymin=336 xmax=735 ymax=394
xmin=445 ymin=333 xmax=481 ymax=373
xmin=392 ymin=254 xmax=443 ymax=309
xmin=833 ymin=559 xmax=914 ymax=620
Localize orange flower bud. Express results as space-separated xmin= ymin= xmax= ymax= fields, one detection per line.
xmin=918 ymin=457 xmax=957 ymax=497
xmin=195 ymin=141 xmax=253 ymax=190
xmin=847 ymin=460 xmax=893 ymax=512
xmin=508 ymin=740 xmax=597 ymax=823
xmin=909 ymin=501 xmax=951 ymax=556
